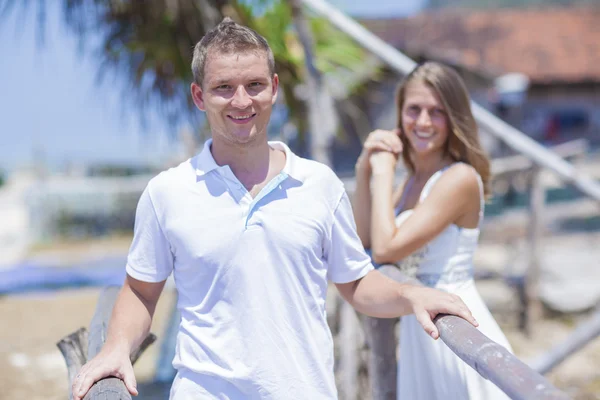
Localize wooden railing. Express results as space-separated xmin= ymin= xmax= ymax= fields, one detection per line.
xmin=368 ymin=266 xmax=570 ymax=400
xmin=57 ymin=286 xmax=156 ymax=400
xmin=490 ymin=138 xmax=589 ymax=334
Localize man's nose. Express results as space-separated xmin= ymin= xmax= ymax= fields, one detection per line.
xmin=231 ymin=86 xmax=252 ymax=109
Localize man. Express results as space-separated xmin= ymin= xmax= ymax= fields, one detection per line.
xmin=72 ymin=18 xmax=477 ymax=400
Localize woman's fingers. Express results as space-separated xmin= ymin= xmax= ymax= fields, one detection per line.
xmin=365 ymin=129 xmax=402 ymax=153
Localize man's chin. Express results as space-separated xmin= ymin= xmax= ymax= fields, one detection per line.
xmin=230 ymin=129 xmax=260 ymax=144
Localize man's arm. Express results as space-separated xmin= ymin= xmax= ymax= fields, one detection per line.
xmin=336 ymin=270 xmax=477 ymax=339
xmin=72 ymin=275 xmax=166 ymax=400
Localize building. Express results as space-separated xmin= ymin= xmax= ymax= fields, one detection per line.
xmin=354 ymin=6 xmax=600 ymax=150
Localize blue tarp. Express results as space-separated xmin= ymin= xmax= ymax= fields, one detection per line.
xmin=0 ymin=256 xmax=127 ymax=294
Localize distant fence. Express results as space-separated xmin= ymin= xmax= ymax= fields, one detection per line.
xmin=28 ymin=175 xmax=153 ymax=241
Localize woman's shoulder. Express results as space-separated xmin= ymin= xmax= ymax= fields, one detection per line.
xmin=424 ymin=163 xmax=481 ymax=202
xmin=442 ymin=163 xmax=480 ymax=188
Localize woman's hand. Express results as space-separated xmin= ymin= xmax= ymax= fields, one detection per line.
xmin=356 ymin=129 xmax=402 ymax=175
xmin=369 ymin=150 xmax=398 ymax=175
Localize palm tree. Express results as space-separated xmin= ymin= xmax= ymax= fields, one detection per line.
xmin=1 ymin=0 xmax=369 ymax=161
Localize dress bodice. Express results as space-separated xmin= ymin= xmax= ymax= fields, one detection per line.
xmin=392 ymin=164 xmax=484 ymax=287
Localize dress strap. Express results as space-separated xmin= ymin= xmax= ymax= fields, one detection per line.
xmin=418 ymin=164 xmax=452 ymax=203
xmin=417 ymin=163 xmax=485 ymax=225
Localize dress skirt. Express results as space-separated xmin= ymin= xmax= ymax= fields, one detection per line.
xmin=397 ymin=279 xmax=513 ymax=400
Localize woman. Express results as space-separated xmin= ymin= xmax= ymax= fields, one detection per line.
xmin=353 ymin=62 xmax=512 ymax=400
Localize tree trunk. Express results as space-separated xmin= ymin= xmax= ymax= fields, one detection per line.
xmin=288 ymin=0 xmax=338 ymax=167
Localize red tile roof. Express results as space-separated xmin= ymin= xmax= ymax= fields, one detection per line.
xmin=360 ymin=7 xmax=600 ymax=84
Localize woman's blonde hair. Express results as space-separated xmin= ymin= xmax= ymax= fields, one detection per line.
xmin=396 ymin=62 xmax=491 ymax=198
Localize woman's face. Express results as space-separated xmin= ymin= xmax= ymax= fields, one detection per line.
xmin=401 ymin=81 xmax=450 ymax=158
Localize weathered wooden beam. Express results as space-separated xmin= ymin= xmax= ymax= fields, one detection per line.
xmin=529 ymin=310 xmax=600 ymax=375
xmin=80 ymin=286 xmax=156 ymax=400
xmin=436 ymin=314 xmax=570 ymax=400
xmin=57 ymin=327 xmax=89 ymax=400
xmin=365 ymin=266 xmax=570 ymax=400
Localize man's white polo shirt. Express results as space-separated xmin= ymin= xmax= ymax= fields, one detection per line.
xmin=126 ymin=139 xmax=373 ymax=399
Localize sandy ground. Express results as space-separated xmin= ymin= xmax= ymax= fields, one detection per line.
xmin=2 ymin=234 xmax=599 ymax=399
xmin=0 ymin=287 xmax=177 ymax=400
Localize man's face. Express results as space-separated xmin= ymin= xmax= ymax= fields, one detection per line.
xmin=191 ymin=50 xmax=278 ymax=147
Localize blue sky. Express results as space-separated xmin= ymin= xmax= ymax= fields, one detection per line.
xmin=0 ymin=1 xmax=425 ymax=174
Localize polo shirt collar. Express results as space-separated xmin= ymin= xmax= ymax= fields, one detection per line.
xmin=194 ymin=138 xmax=297 ymax=179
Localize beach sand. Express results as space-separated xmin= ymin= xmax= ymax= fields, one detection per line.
xmin=0 ymin=287 xmax=177 ymax=400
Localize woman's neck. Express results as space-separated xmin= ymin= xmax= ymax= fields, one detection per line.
xmin=412 ymin=152 xmax=453 ymax=181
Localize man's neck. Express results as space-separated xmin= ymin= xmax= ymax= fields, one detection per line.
xmin=210 ymin=137 xmax=274 ymax=189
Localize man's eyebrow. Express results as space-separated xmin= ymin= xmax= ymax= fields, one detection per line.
xmin=209 ymin=78 xmax=233 ymax=86
xmin=209 ymin=76 xmax=269 ymax=86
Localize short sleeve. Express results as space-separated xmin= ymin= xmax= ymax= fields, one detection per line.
xmin=324 ymin=191 xmax=374 ymax=283
xmin=126 ymin=185 xmax=174 ymax=282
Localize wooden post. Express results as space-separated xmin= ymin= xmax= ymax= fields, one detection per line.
xmin=523 ymin=166 xmax=545 ymax=335
xmin=338 ymin=301 xmax=360 ymax=400
xmin=57 ymin=328 xmax=89 ymax=400
xmin=57 ymin=286 xmax=156 ymax=400
xmin=362 ymin=265 xmax=400 ymax=400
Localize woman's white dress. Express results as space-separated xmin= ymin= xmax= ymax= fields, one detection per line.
xmin=394 ymin=165 xmax=513 ymax=400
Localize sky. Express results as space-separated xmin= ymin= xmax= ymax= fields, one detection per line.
xmin=0 ymin=0 xmax=426 ymax=174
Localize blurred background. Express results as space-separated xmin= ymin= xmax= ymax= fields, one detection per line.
xmin=1 ymin=0 xmax=599 ymax=399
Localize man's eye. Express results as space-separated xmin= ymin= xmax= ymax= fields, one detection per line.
xmin=216 ymin=85 xmax=231 ymax=90
xmin=248 ymin=82 xmax=262 ymax=87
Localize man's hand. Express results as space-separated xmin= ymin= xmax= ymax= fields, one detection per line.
xmin=403 ymin=285 xmax=478 ymax=340
xmin=72 ymin=347 xmax=138 ymax=400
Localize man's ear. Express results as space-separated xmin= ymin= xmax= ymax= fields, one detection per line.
xmin=191 ymin=82 xmax=205 ymax=111
xmin=271 ymin=74 xmax=279 ymax=105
